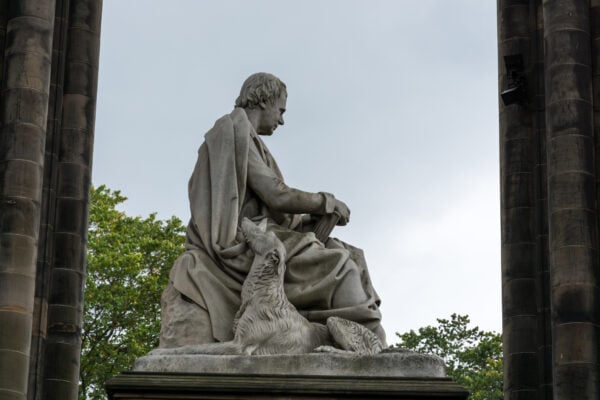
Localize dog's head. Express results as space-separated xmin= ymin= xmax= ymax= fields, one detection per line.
xmin=241 ymin=218 xmax=286 ymax=259
xmin=241 ymin=218 xmax=287 ymax=279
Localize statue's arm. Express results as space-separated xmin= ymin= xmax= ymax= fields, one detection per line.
xmin=249 ymin=170 xmax=329 ymax=215
xmin=246 ymin=146 xmax=329 ymax=215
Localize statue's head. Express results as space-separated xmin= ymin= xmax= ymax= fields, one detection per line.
xmin=236 ymin=73 xmax=287 ymax=135
xmin=235 ymin=72 xmax=287 ymax=109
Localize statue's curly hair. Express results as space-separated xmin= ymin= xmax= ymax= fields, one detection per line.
xmin=235 ymin=72 xmax=287 ymax=109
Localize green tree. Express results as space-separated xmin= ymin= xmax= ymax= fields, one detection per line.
xmin=79 ymin=186 xmax=186 ymax=400
xmin=395 ymin=314 xmax=503 ymax=400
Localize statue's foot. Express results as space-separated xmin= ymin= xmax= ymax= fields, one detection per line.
xmin=147 ymin=342 xmax=243 ymax=356
xmin=148 ymin=347 xmax=190 ymax=356
xmin=148 ymin=348 xmax=171 ymax=356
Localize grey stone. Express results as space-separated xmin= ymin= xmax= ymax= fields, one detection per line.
xmin=155 ymin=218 xmax=383 ymax=357
xmin=133 ymin=350 xmax=447 ymax=379
xmin=161 ymin=72 xmax=385 ymax=349
xmin=499 ymin=1 xmax=600 ymax=398
xmin=107 ymin=370 xmax=469 ymax=400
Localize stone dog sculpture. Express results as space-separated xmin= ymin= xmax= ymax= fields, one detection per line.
xmin=152 ymin=218 xmax=383 ymax=356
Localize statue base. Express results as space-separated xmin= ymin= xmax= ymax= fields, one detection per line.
xmin=106 ymin=351 xmax=469 ymax=399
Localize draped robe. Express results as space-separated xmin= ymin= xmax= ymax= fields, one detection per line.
xmin=166 ymin=107 xmax=382 ymax=343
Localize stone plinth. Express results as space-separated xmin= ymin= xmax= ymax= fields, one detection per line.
xmin=106 ymin=352 xmax=469 ymax=399
xmin=132 ymin=351 xmax=447 ymax=377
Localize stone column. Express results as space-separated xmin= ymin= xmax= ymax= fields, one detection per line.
xmin=543 ymin=0 xmax=600 ymax=398
xmin=0 ymin=1 xmax=56 ymax=399
xmin=497 ymin=1 xmax=542 ymax=398
xmin=40 ymin=1 xmax=102 ymax=399
xmin=28 ymin=1 xmax=70 ymax=398
xmin=531 ymin=1 xmax=553 ymax=398
xmin=0 ymin=1 xmax=102 ymax=399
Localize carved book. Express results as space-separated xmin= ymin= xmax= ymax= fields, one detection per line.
xmin=313 ymin=212 xmax=340 ymax=242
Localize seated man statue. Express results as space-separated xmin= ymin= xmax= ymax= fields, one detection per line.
xmin=159 ymin=72 xmax=386 ymax=348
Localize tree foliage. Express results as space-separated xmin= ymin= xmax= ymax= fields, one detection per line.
xmin=395 ymin=314 xmax=503 ymax=400
xmin=78 ymin=187 xmax=502 ymax=400
xmin=79 ymin=186 xmax=186 ymax=400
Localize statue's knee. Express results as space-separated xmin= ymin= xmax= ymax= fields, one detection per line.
xmin=159 ymin=282 xmax=214 ymax=347
xmin=331 ymin=268 xmax=368 ymax=308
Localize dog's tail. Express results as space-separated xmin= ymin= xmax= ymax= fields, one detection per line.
xmin=326 ymin=316 xmax=383 ymax=355
xmin=149 ymin=341 xmax=243 ymax=356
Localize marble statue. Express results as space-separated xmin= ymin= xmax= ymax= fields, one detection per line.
xmin=159 ymin=72 xmax=386 ymax=351
xmin=152 ymin=218 xmax=383 ymax=356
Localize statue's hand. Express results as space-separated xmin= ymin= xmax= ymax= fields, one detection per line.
xmin=334 ymin=199 xmax=350 ymax=225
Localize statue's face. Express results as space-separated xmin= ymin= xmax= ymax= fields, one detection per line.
xmin=256 ymin=95 xmax=286 ymax=136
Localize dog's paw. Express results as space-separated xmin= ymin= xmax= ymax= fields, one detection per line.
xmin=313 ymin=345 xmax=353 ymax=354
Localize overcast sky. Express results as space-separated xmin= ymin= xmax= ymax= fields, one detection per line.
xmin=93 ymin=1 xmax=501 ymax=341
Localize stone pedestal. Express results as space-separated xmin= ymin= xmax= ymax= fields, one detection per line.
xmin=106 ymin=352 xmax=468 ymax=399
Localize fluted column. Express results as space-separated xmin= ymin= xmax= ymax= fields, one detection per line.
xmin=543 ymin=0 xmax=600 ymax=398
xmin=531 ymin=1 xmax=553 ymax=398
xmin=592 ymin=0 xmax=600 ymax=289
xmin=28 ymin=2 xmax=70 ymax=399
xmin=40 ymin=1 xmax=102 ymax=399
xmin=0 ymin=1 xmax=56 ymax=399
xmin=498 ymin=1 xmax=541 ymax=398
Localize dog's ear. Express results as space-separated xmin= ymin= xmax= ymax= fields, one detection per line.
xmin=270 ymin=249 xmax=281 ymax=265
xmin=258 ymin=218 xmax=268 ymax=232
xmin=258 ymin=249 xmax=282 ymax=277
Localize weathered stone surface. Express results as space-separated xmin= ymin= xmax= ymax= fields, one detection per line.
xmin=499 ymin=1 xmax=600 ymax=399
xmin=161 ymin=73 xmax=384 ymax=349
xmin=106 ymin=371 xmax=468 ymax=400
xmin=133 ymin=350 xmax=447 ymax=379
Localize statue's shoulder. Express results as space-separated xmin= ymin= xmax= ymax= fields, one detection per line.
xmin=211 ymin=113 xmax=234 ymax=132
xmin=230 ymin=108 xmax=253 ymax=133
xmin=206 ymin=109 xmax=252 ymax=141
